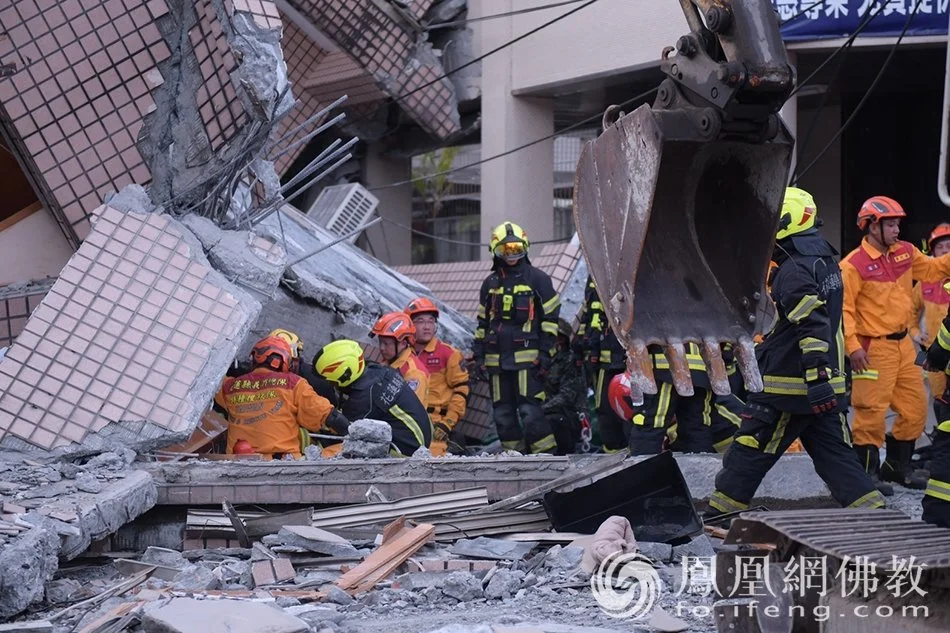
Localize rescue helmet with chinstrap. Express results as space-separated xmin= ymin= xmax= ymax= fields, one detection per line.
xmin=489 ymin=221 xmax=529 ymax=260
xmin=251 ymin=336 xmax=293 ymax=372
xmin=928 ymin=223 xmax=950 ymax=254
xmin=406 ymin=297 xmax=440 ymax=320
xmin=313 ymin=339 xmax=366 ymax=387
xmin=269 ymin=328 xmax=303 ymax=359
xmin=856 ymin=195 xmax=906 ymax=231
xmin=776 ymin=187 xmax=818 ymax=241
xmin=370 ymin=311 xmax=416 ymax=345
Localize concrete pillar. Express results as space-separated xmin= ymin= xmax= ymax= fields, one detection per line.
xmin=361 ymin=143 xmax=413 ymax=266
xmin=781 ymin=51 xmax=798 ymax=182
xmin=471 ymin=0 xmax=555 ymax=259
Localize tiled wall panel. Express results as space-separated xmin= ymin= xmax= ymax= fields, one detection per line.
xmin=0 ymin=206 xmax=250 ymax=452
xmin=0 ymin=0 xmax=170 ymax=242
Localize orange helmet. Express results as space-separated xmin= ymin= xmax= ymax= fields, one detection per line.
xmin=856 ymin=195 xmax=906 ymax=231
xmin=250 ymin=336 xmax=293 ymax=372
xmin=406 ymin=297 xmax=439 ymax=320
xmin=929 ymin=223 xmax=950 ymax=253
xmin=370 ymin=311 xmax=416 ymax=345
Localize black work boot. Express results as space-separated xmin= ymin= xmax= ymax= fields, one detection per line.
xmin=854 ymin=444 xmax=894 ymax=497
xmin=881 ymin=434 xmax=928 ymax=490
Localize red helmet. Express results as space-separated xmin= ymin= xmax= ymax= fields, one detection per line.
xmin=233 ymin=439 xmax=255 ymax=454
xmin=371 ymin=311 xmax=416 ymax=345
xmin=929 ymin=223 xmax=950 ymax=254
xmin=608 ymin=372 xmax=638 ymax=421
xmin=406 ymin=297 xmax=440 ymax=320
xmin=250 ymin=336 xmax=293 ymax=372
xmin=856 ymin=195 xmax=906 ymax=231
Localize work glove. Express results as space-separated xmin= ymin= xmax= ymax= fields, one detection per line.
xmin=433 ymin=422 xmax=452 ymax=442
xmin=325 ymin=409 xmax=350 ymax=435
xmin=805 ymin=368 xmax=837 ymax=414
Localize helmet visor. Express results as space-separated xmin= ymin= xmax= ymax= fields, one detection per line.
xmin=493 ymin=240 xmax=526 ymax=259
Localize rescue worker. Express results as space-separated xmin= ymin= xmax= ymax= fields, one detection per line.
xmin=268 ymin=328 xmax=345 ymax=455
xmin=921 ymin=285 xmax=950 ymax=528
xmin=314 ymin=339 xmax=431 ymax=456
xmin=628 ymin=343 xmax=744 ymax=455
xmin=910 ymin=223 xmax=950 ymax=414
xmin=578 ymin=276 xmax=630 ymax=452
xmin=215 ymin=336 xmax=347 ymax=459
xmin=406 ymin=297 xmax=470 ymax=456
xmin=541 ymin=319 xmax=587 ymax=454
xmin=841 ymin=196 xmax=950 ymax=489
xmin=706 ymin=187 xmax=886 ymax=518
xmin=472 ymin=221 xmax=560 ymax=455
xmin=370 ymin=311 xmax=429 ymax=409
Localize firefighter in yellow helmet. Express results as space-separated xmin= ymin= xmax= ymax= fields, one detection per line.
xmin=910 ymin=224 xmax=950 ymax=412
xmin=472 ymin=221 xmax=560 ymax=454
xmin=921 ymin=279 xmax=950 ymax=527
xmin=314 ymin=339 xmax=432 ymax=456
xmin=705 ymin=187 xmax=886 ymax=519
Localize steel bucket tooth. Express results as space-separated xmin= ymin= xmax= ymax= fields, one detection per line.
xmin=573 ymin=103 xmax=792 ymax=394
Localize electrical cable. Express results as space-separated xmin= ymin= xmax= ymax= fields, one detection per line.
xmin=788 ymin=0 xmax=890 ymax=98
xmin=790 ymin=0 xmax=881 ymax=182
xmin=779 ymin=0 xmax=826 ymax=26
xmin=378 ymin=214 xmax=571 ymax=247
xmin=424 ymin=0 xmax=587 ymax=30
xmin=369 ymin=86 xmax=658 ymax=191
xmin=793 ymin=0 xmax=924 ymax=184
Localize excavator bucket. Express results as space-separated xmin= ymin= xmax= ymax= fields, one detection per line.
xmin=573 ymin=103 xmax=792 ymax=397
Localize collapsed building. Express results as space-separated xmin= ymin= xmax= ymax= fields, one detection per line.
xmin=0 ymin=1 xmax=948 ymax=632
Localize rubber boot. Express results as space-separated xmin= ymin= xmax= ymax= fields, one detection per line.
xmin=881 ymin=434 xmax=928 ymax=490
xmin=854 ymin=444 xmax=894 ymax=497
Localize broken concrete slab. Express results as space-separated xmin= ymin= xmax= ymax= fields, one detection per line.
xmin=141 ymin=597 xmax=309 ymax=633
xmin=276 ymin=525 xmax=360 ymax=558
xmin=450 ymin=537 xmax=537 ymax=561
xmin=672 ymin=535 xmax=716 ymax=561
xmin=256 ymin=208 xmax=475 ymax=351
xmin=484 ymin=569 xmax=525 ymax=600
xmin=441 ymin=570 xmax=484 ymax=602
xmin=141 ymin=546 xmax=187 ymax=570
xmin=171 ymin=565 xmax=220 ymax=592
xmin=0 ymin=518 xmax=58 ymax=619
xmin=0 ymin=201 xmax=261 ymax=457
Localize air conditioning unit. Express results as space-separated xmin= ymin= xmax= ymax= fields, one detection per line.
xmin=305 ymin=183 xmax=379 ymax=243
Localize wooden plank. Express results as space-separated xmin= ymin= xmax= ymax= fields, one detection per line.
xmin=704 ymin=525 xmax=728 ymax=539
xmin=0 ymin=201 xmax=42 ymax=233
xmin=222 ymin=500 xmax=251 ymax=548
xmin=244 ymin=508 xmax=313 ymax=538
xmin=76 ymin=602 xmax=142 ymax=633
xmin=115 ymin=559 xmax=180 ymax=582
xmin=471 ymin=452 xmax=630 ymax=514
xmin=0 ymin=621 xmax=53 ymax=632
xmin=252 ymin=558 xmax=296 ymax=587
xmin=336 ymin=518 xmax=435 ymax=594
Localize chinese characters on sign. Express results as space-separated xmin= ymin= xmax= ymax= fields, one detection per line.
xmin=774 ymin=0 xmax=950 ymax=40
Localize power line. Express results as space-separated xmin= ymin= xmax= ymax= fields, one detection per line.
xmin=779 ymin=0 xmax=826 ymax=26
xmin=424 ymin=0 xmax=587 ymax=31
xmin=793 ymin=0 xmax=923 ymax=184
xmin=369 ymin=86 xmax=659 ymax=191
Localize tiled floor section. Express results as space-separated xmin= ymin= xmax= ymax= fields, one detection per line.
xmin=287 ymin=0 xmax=459 ymax=140
xmin=227 ymin=0 xmax=282 ymax=30
xmin=273 ymin=18 xmax=329 ymax=175
xmin=0 ymin=280 xmax=56 ymax=349
xmin=191 ymin=0 xmax=247 ymax=151
xmin=0 ymin=206 xmax=249 ymax=451
xmin=0 ymin=0 xmax=170 ymax=243
xmin=302 ymin=51 xmax=385 ymax=107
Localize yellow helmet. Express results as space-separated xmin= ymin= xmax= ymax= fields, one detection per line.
xmin=776 ymin=187 xmax=818 ymax=241
xmin=489 ymin=221 xmax=529 ymax=260
xmin=269 ymin=328 xmax=303 ymax=359
xmin=313 ymin=339 xmax=365 ymax=388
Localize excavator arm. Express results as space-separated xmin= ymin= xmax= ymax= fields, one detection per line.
xmin=572 ymin=0 xmax=795 ymax=398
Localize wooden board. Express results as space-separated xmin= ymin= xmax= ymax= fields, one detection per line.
xmin=335 ymin=517 xmax=435 ymax=594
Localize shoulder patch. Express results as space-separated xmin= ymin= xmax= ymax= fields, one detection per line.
xmin=407 ymin=379 xmax=420 ymax=392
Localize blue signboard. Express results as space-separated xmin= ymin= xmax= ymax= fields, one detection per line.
xmin=775 ymin=0 xmax=950 ymax=40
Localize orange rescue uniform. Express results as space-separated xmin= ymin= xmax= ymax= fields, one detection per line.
xmin=215 ymin=368 xmax=334 ymax=458
xmin=912 ymin=280 xmax=950 ymax=401
xmin=416 ymin=338 xmax=470 ymax=455
xmin=841 ymin=238 xmax=950 ymax=447
xmin=390 ymin=347 xmax=430 ymax=409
